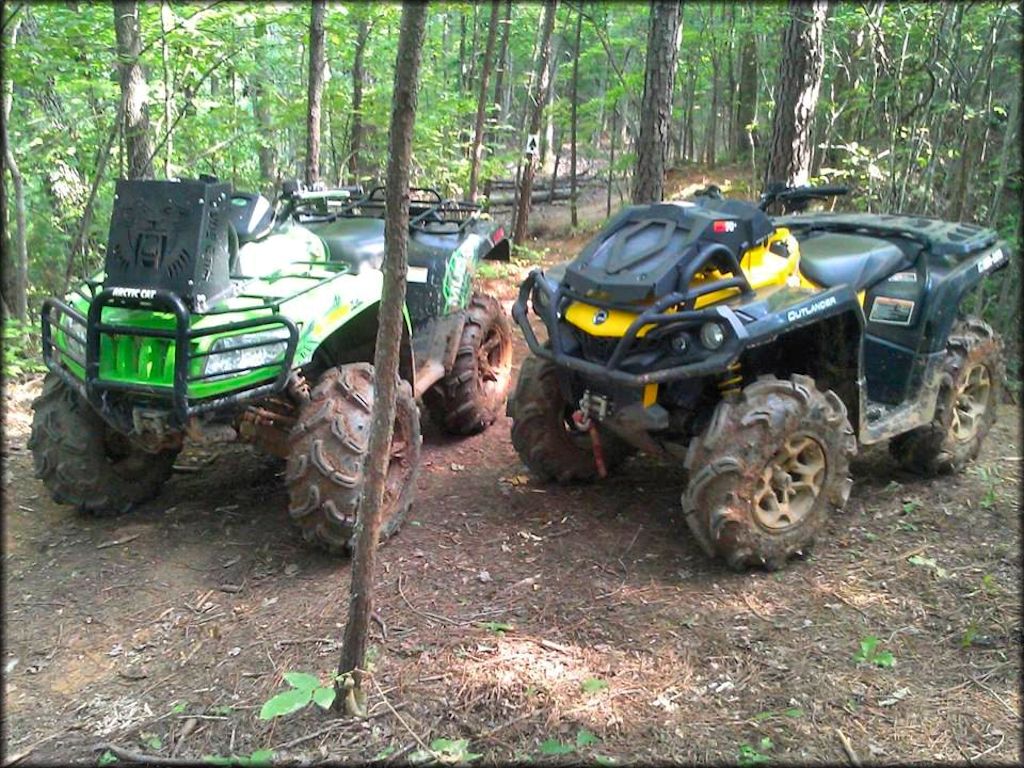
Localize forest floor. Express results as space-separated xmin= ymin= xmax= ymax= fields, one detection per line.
xmin=3 ymin=166 xmax=1021 ymax=765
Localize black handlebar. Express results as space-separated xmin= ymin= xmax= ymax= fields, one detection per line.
xmin=758 ymin=183 xmax=850 ymax=211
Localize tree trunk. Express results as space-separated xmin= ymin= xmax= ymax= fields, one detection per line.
xmin=2 ymin=13 xmax=28 ymax=319
xmin=160 ymin=1 xmax=173 ymax=178
xmin=763 ymin=0 xmax=829 ymax=193
xmin=511 ymin=1 xmax=558 ymax=247
xmin=468 ymin=1 xmax=501 ymax=202
xmin=570 ymin=7 xmax=583 ymax=228
xmin=703 ymin=49 xmax=720 ymax=165
xmin=336 ymin=0 xmax=429 ymax=717
xmin=632 ymin=0 xmax=683 ymax=204
xmin=305 ymin=0 xmax=326 ymax=187
xmin=607 ymin=106 xmax=617 ymax=218
xmin=735 ymin=4 xmax=759 ymax=159
xmin=349 ymin=14 xmax=371 ymax=181
xmin=113 ymin=1 xmax=154 ymax=179
xmin=482 ymin=0 xmax=513 ymax=199
xmin=252 ymin=21 xmax=277 ymax=191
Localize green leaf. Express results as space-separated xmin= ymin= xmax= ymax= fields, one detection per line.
xmin=478 ymin=621 xmax=513 ymax=635
xmin=247 ymin=750 xmax=275 ymax=766
xmin=282 ymin=671 xmax=321 ymax=691
xmin=575 ymin=729 xmax=600 ymax=747
xmin=872 ymin=651 xmax=896 ymax=668
xmin=783 ymin=708 xmax=804 ymax=718
xmin=373 ymin=745 xmax=397 ymax=760
xmin=539 ymin=738 xmax=575 ymax=755
xmin=594 ymin=756 xmax=618 ymax=766
xmin=581 ymin=677 xmax=608 ymax=694
xmin=259 ymin=687 xmax=312 ymax=720
xmin=98 ymin=751 xmax=119 ymax=766
xmin=143 ymin=735 xmax=163 ymax=750
xmin=312 ymin=686 xmax=336 ymax=710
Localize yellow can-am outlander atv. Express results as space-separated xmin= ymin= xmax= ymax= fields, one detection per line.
xmin=509 ymin=184 xmax=1009 ymax=571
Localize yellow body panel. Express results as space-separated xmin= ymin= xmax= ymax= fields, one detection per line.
xmin=565 ymin=228 xmax=801 ymax=337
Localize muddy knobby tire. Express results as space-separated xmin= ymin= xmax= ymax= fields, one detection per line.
xmin=286 ymin=363 xmax=421 ymax=554
xmin=28 ymin=372 xmax=178 ymax=516
xmin=889 ymin=317 xmax=1003 ymax=475
xmin=509 ymin=354 xmax=631 ymax=482
xmin=423 ymin=293 xmax=513 ymax=436
xmin=682 ymin=374 xmax=857 ymax=572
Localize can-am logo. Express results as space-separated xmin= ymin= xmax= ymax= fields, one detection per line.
xmin=593 ymin=310 xmax=609 ymax=325
xmin=787 ymin=295 xmax=837 ymax=322
xmin=110 ymin=287 xmax=157 ymax=300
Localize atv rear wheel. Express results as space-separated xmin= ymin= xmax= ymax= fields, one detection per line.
xmin=424 ymin=293 xmax=513 ymax=435
xmin=28 ymin=372 xmax=179 ymax=516
xmin=286 ymin=363 xmax=421 ymax=554
xmin=682 ymin=374 xmax=856 ymax=571
xmin=509 ymin=354 xmax=631 ymax=482
xmin=889 ymin=317 xmax=1003 ymax=475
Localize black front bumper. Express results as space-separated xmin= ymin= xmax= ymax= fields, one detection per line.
xmin=42 ymin=288 xmax=298 ymax=432
xmin=511 ymin=269 xmax=749 ymax=388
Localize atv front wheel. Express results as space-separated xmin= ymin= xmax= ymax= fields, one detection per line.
xmin=889 ymin=317 xmax=1003 ymax=475
xmin=286 ymin=363 xmax=421 ymax=554
xmin=424 ymin=293 xmax=513 ymax=435
xmin=28 ymin=372 xmax=179 ymax=515
xmin=682 ymin=374 xmax=857 ymax=571
xmin=509 ymin=354 xmax=631 ymax=482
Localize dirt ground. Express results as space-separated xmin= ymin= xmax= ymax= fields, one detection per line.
xmin=3 ymin=168 xmax=1021 ymax=765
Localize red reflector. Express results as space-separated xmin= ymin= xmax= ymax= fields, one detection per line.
xmin=494 ymin=226 xmax=505 ymax=241
xmin=713 ymin=220 xmax=729 ymax=233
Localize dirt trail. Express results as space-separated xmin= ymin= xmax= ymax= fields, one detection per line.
xmin=3 ymin=167 xmax=1020 ymax=764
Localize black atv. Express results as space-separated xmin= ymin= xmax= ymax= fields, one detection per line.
xmin=508 ymin=184 xmax=1009 ymax=571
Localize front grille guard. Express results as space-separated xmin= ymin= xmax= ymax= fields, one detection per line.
xmin=512 ymin=257 xmax=753 ymax=388
xmin=41 ymin=288 xmax=298 ymax=431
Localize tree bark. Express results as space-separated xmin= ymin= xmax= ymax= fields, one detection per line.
xmin=632 ymin=0 xmax=683 ymax=204
xmin=160 ymin=1 xmax=173 ymax=178
xmin=735 ymin=3 xmax=759 ymax=159
xmin=763 ymin=0 xmax=828 ymax=193
xmin=336 ymin=0 xmax=429 ymax=716
xmin=2 ymin=12 xmax=28 ymax=319
xmin=305 ymin=0 xmax=326 ymax=187
xmin=482 ymin=0 xmax=512 ymax=199
xmin=468 ymin=1 xmax=501 ymax=202
xmin=511 ymin=1 xmax=558 ymax=247
xmin=569 ymin=7 xmax=583 ymax=228
xmin=349 ymin=13 xmax=371 ymax=181
xmin=113 ymin=0 xmax=154 ymax=179
xmin=252 ymin=20 xmax=277 ymax=191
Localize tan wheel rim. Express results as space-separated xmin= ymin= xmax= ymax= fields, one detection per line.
xmin=753 ymin=435 xmax=826 ymax=531
xmin=477 ymin=325 xmax=510 ymax=391
xmin=383 ymin=409 xmax=414 ymax=512
xmin=951 ymin=362 xmax=991 ymax=443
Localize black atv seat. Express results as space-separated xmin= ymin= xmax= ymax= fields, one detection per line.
xmin=314 ymin=218 xmax=386 ymax=272
xmin=798 ymin=232 xmax=906 ymax=291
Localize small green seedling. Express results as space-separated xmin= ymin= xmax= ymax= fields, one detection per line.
xmin=478 ymin=621 xmax=513 ymax=636
xmin=259 ymin=672 xmax=336 ymax=720
xmin=581 ymin=677 xmax=609 ymax=694
xmin=853 ymin=636 xmax=895 ymax=668
xmin=409 ymin=737 xmax=482 ymax=765
xmin=737 ymin=737 xmax=773 ymax=766
xmin=202 ymin=750 xmax=274 ymax=766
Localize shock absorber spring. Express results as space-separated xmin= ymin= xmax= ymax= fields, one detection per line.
xmin=717 ymin=361 xmax=744 ymax=396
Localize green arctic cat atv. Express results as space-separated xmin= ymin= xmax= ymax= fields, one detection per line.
xmin=509 ymin=184 xmax=1009 ymax=571
xmin=30 ymin=176 xmax=513 ymax=553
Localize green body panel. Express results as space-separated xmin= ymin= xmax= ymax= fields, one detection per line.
xmin=51 ymin=224 xmax=397 ymax=401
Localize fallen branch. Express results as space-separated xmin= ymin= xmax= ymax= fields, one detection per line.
xmin=96 ymin=534 xmax=140 ymax=550
xmin=91 ymin=744 xmax=200 ymax=766
xmin=835 ymin=728 xmax=861 ymax=766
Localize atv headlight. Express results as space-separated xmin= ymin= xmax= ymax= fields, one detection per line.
xmin=204 ymin=328 xmax=290 ymax=377
xmin=699 ymin=321 xmax=726 ymax=350
xmin=59 ymin=313 xmax=86 ymax=362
